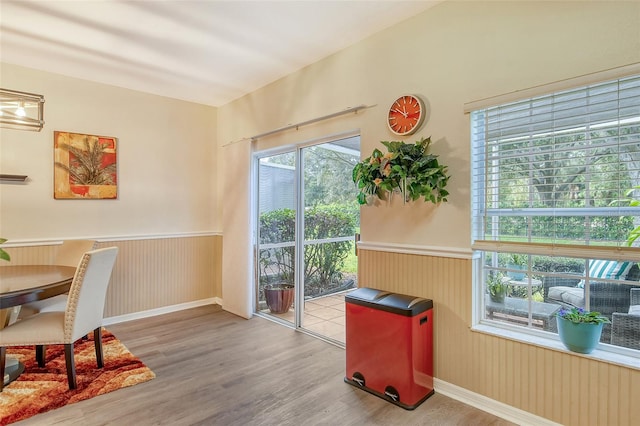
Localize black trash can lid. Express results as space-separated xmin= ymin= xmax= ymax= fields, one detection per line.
xmin=345 ymin=287 xmax=391 ymax=302
xmin=346 ymin=287 xmax=433 ymax=316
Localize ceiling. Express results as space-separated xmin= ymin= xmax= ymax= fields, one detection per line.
xmin=0 ymin=1 xmax=439 ymax=107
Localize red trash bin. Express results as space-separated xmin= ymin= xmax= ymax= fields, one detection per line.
xmin=344 ymin=287 xmax=434 ymax=410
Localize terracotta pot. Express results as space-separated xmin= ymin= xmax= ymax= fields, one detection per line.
xmin=264 ymin=283 xmax=295 ymax=314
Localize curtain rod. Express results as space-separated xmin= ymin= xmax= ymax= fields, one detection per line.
xmin=463 ymin=62 xmax=640 ymax=113
xmin=223 ymin=104 xmax=374 ymax=147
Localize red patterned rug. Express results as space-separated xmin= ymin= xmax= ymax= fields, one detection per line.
xmin=0 ymin=330 xmax=155 ymax=425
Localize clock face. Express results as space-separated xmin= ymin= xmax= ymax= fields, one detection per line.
xmin=387 ymin=95 xmax=425 ymax=136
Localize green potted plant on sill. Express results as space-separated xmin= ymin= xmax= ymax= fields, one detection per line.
xmin=487 ymin=272 xmax=506 ymax=303
xmin=352 ymin=137 xmax=449 ymax=205
xmin=556 ymin=307 xmax=610 ymax=354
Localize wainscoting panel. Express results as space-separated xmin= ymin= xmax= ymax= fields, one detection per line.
xmin=97 ymin=236 xmax=221 ymax=317
xmin=0 ymin=244 xmax=59 ymax=266
xmin=1 ymin=235 xmax=222 ymax=318
xmin=358 ymin=248 xmax=639 ymax=426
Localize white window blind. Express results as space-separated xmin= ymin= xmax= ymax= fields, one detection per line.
xmin=472 ymin=74 xmax=640 ymax=249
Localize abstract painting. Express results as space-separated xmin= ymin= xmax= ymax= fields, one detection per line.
xmin=54 ymin=131 xmax=118 ymax=199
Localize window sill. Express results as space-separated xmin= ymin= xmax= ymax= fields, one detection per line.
xmin=471 ymin=323 xmax=640 ymax=371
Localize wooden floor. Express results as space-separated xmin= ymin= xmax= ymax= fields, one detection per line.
xmin=17 ymin=305 xmax=515 ymax=426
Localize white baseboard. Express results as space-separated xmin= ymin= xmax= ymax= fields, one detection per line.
xmin=434 ymin=378 xmax=561 ymax=426
xmin=102 ymin=298 xmax=220 ymax=326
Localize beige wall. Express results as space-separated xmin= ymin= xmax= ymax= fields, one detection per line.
xmin=0 ymin=63 xmax=219 ymax=239
xmin=219 ymin=0 xmax=640 ymax=249
xmin=218 ymin=2 xmax=640 ymax=425
xmin=0 ymin=64 xmax=222 ymax=315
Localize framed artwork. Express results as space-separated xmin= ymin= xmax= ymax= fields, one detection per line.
xmin=54 ymin=131 xmax=118 ymax=199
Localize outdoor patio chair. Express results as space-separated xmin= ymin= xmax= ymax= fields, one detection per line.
xmin=611 ymin=288 xmax=640 ymax=350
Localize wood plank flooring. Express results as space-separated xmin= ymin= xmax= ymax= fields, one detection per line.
xmin=16 ymin=305 xmax=515 ymax=426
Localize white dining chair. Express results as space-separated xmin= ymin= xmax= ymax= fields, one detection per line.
xmin=18 ymin=239 xmax=96 ymax=318
xmin=0 ymin=247 xmax=118 ymax=391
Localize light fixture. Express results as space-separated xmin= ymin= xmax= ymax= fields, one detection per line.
xmin=0 ymin=88 xmax=45 ymax=131
xmin=15 ymin=102 xmax=26 ymax=117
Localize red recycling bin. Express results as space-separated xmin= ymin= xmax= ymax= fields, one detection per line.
xmin=344 ymin=287 xmax=434 ymax=410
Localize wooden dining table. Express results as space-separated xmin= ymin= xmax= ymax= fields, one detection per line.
xmin=1 ymin=265 xmax=76 ymax=309
xmin=1 ymin=265 xmax=76 ymax=387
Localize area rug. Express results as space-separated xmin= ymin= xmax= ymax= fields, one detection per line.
xmin=0 ymin=330 xmax=155 ymax=425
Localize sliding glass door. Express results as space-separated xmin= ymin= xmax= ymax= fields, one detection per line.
xmin=255 ymin=135 xmax=360 ymax=344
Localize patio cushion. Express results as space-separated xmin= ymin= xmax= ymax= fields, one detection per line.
xmin=548 ymin=286 xmax=585 ymax=308
xmin=629 ymin=305 xmax=640 ymax=316
xmin=577 ymin=260 xmax=636 ymax=288
xmin=593 ymin=260 xmax=635 ymax=279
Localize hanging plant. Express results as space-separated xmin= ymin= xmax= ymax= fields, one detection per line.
xmin=352 ymin=137 xmax=449 ymax=205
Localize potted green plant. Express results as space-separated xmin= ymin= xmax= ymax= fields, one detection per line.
xmin=507 ymin=253 xmax=527 ymax=281
xmin=259 ymin=255 xmax=295 ymax=314
xmin=556 ymin=307 xmax=610 ymax=354
xmin=0 ymin=238 xmax=10 ymax=262
xmin=487 ymin=272 xmax=506 ymax=303
xmin=352 ymin=137 xmax=449 ymax=205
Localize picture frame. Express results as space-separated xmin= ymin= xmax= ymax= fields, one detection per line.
xmin=54 ymin=131 xmax=118 ymax=199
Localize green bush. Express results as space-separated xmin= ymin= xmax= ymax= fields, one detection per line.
xmin=532 ymin=256 xmax=585 ymax=274
xmin=259 ymin=209 xmax=296 ymax=286
xmin=258 ymin=204 xmax=357 ymax=295
xmin=496 ymin=216 xmax=634 ymax=243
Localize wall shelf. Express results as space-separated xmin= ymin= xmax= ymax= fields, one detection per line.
xmin=0 ymin=174 xmax=28 ymax=182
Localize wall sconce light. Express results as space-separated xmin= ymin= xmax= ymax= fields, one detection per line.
xmin=0 ymin=88 xmax=45 ymax=131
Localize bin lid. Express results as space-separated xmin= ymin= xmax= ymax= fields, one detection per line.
xmin=345 ymin=287 xmax=433 ymax=316
xmin=345 ymin=287 xmax=391 ymax=303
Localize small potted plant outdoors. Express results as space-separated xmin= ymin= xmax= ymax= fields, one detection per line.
xmin=259 ymin=256 xmax=295 ymax=314
xmin=556 ymin=307 xmax=610 ymax=354
xmin=507 ymin=253 xmax=527 ymax=281
xmin=487 ymin=272 xmax=506 ymax=303
xmin=263 ymin=272 xmax=295 ymax=314
xmin=264 ymin=282 xmax=294 ymax=314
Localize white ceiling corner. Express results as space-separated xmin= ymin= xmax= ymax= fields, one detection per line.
xmin=0 ymin=0 xmax=440 ymax=106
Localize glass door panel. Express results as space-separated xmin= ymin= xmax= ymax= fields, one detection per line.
xmin=299 ymin=137 xmax=360 ymax=343
xmin=256 ymin=152 xmax=296 ymax=325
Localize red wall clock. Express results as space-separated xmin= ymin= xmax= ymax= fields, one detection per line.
xmin=387 ymin=94 xmax=426 ymax=136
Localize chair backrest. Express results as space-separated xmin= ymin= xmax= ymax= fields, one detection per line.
xmin=55 ymin=239 xmax=97 ymax=267
xmin=64 ymin=247 xmax=118 ymax=342
xmin=631 ymin=288 xmax=640 ymax=306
